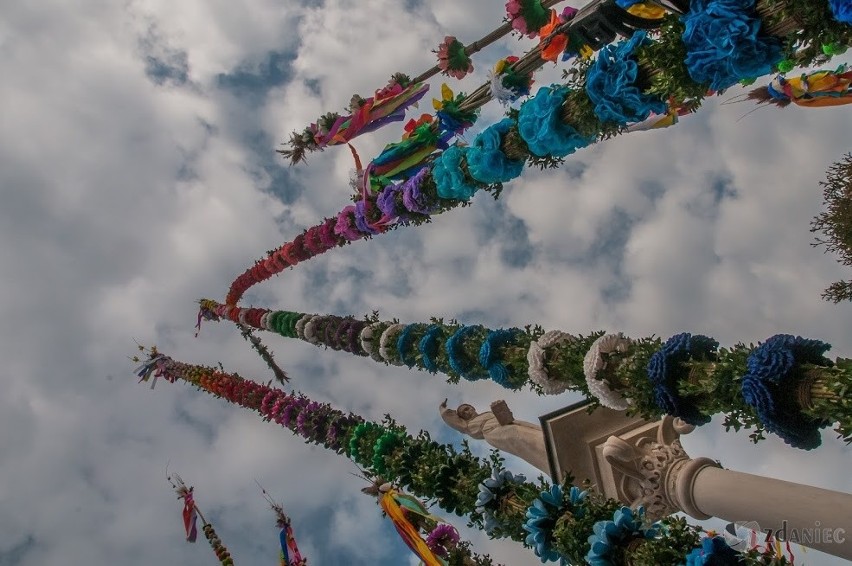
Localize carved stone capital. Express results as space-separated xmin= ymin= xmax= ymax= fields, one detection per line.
xmin=601 ymin=415 xmax=720 ymax=520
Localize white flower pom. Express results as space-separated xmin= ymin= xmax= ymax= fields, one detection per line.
xmin=526 ymin=330 xmax=576 ymax=395
xmin=259 ymin=312 xmax=270 ymax=330
xmin=583 ymin=333 xmax=633 ymax=410
xmin=360 ymin=322 xmax=386 ymax=363
xmin=379 ymin=323 xmax=406 ymax=366
xmin=295 ymin=314 xmax=312 ymax=339
xmin=303 ymin=315 xmax=324 ymax=345
xmin=489 ymin=71 xmax=516 ymax=106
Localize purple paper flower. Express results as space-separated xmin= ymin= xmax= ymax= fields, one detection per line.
xmin=354 ymin=200 xmax=382 ymax=235
xmin=425 ymin=524 xmax=460 ymax=557
xmin=296 ymin=401 xmax=322 ymax=436
xmin=402 ymin=167 xmax=438 ymax=215
xmin=377 ymin=183 xmax=410 ymax=223
xmin=334 ymin=206 xmax=363 ymax=241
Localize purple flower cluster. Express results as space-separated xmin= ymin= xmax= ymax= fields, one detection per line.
xmin=401 ymin=167 xmax=437 ymax=215
xmin=425 ymin=524 xmax=460 ymax=558
xmin=354 ymin=200 xmax=383 ymax=235
xmin=334 ymin=205 xmax=362 ymax=241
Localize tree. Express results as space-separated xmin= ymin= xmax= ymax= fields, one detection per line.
xmin=812 ymin=153 xmax=852 ymax=302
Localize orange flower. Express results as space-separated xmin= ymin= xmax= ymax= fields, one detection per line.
xmin=539 ymin=10 xmax=567 ymax=63
xmin=403 ymin=114 xmax=433 ymax=139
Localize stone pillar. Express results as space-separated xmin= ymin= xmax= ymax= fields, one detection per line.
xmin=601 ymin=416 xmax=852 ymax=560
xmin=690 ymin=466 xmax=852 ymax=560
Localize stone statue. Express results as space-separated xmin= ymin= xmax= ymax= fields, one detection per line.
xmin=439 ymin=399 xmax=550 ymax=473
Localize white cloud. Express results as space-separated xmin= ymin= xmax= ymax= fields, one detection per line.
xmin=1 ymin=0 xmax=850 ymax=564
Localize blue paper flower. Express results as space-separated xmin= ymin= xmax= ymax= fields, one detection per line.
xmin=681 ymin=0 xmax=783 ymax=91
xmin=418 ymin=325 xmax=444 ymax=373
xmin=586 ymin=506 xmax=659 ymax=566
xmin=432 ymin=145 xmax=480 ymax=201
xmin=829 ymin=0 xmax=852 ymax=23
xmin=396 ymin=323 xmax=424 ymax=368
xmin=466 ymin=119 xmax=526 ymax=184
xmin=741 ymin=334 xmax=831 ymax=449
xmin=523 ymin=485 xmax=566 ymax=563
xmin=518 ymin=86 xmax=594 ymax=158
xmin=446 ymin=325 xmax=489 ymax=380
xmin=476 ymin=468 xmax=526 ymax=533
xmin=646 ymin=333 xmax=718 ymax=425
xmin=684 ymin=536 xmax=741 ymax=566
xmin=585 ymin=31 xmax=667 ymax=125
xmin=479 ymin=328 xmax=523 ymax=389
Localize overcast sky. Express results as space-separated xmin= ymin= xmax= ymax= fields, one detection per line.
xmin=1 ymin=0 xmax=851 ymax=564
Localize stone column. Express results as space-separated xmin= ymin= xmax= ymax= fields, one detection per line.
xmin=602 ymin=416 xmax=852 ymax=560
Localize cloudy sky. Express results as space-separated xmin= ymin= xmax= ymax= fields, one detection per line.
xmin=1 ymin=0 xmax=851 ymax=564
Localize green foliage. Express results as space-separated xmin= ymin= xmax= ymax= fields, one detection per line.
xmin=769 ymin=0 xmax=852 ymax=66
xmin=551 ymin=483 xmax=620 ymax=564
xmin=543 ymin=331 xmax=606 ymax=396
xmin=561 ymin=59 xmax=610 ymax=139
xmin=627 ymin=517 xmax=703 ymax=565
xmin=446 ymin=541 xmax=499 ymax=566
xmin=803 ymin=361 xmax=852 ymax=443
xmin=614 ymin=335 xmax=663 ymax=418
xmin=811 ymin=154 xmax=852 ymax=303
xmin=635 ymin=15 xmax=708 ymax=105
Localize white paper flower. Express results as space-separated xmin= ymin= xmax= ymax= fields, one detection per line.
xmin=303 ymin=315 xmax=324 ymax=345
xmin=583 ymin=333 xmax=633 ymax=410
xmin=360 ymin=322 xmax=385 ymax=363
xmin=295 ymin=314 xmax=312 ymax=339
xmin=379 ymin=323 xmax=406 ymax=365
xmin=526 ymin=330 xmax=576 ymax=395
xmin=259 ymin=312 xmax=270 ymax=331
xmin=489 ymin=71 xmax=517 ymax=106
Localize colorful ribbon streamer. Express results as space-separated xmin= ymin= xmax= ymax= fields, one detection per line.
xmin=380 ymin=489 xmax=446 ymax=566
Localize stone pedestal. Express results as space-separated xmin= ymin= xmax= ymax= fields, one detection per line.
xmin=542 ymin=402 xmax=852 ymax=560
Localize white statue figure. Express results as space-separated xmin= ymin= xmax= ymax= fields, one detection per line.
xmin=439 ymin=399 xmax=550 ymax=473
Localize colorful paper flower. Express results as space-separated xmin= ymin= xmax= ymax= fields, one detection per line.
xmin=584 ymin=333 xmax=633 ymax=410
xmin=431 ymin=145 xmax=479 ymax=201
xmin=436 ymin=36 xmax=473 ymax=80
xmin=684 ymin=536 xmax=741 ymax=566
xmin=418 ymin=324 xmax=445 ymax=373
xmin=466 ymin=119 xmax=525 ymax=184
xmin=479 ymin=328 xmax=523 ymax=388
xmin=527 ymin=330 xmax=575 ymax=395
xmin=396 ymin=323 xmax=425 ymax=368
xmin=490 ymin=56 xmax=535 ymax=105
xmin=333 ymin=205 xmax=362 ymax=241
xmin=523 ymin=484 xmax=587 ymax=563
xmin=518 ymin=85 xmax=593 ymax=158
xmin=646 ymin=333 xmax=718 ymax=425
xmin=682 ymin=0 xmax=784 ymax=91
xmin=539 ymin=10 xmax=569 ymax=63
xmin=433 ymin=83 xmax=478 ymax=134
xmin=401 ymin=167 xmax=438 ymax=215
xmin=585 ymin=506 xmax=659 ymax=566
xmin=585 ymin=31 xmax=667 ymax=125
xmin=829 ymin=0 xmax=852 ymax=23
xmin=741 ymin=334 xmax=831 ymax=449
xmin=476 ymin=468 xmax=527 ymax=533
xmin=425 ymin=523 xmax=460 ymax=558
xmin=506 ymin=0 xmax=551 ymax=38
